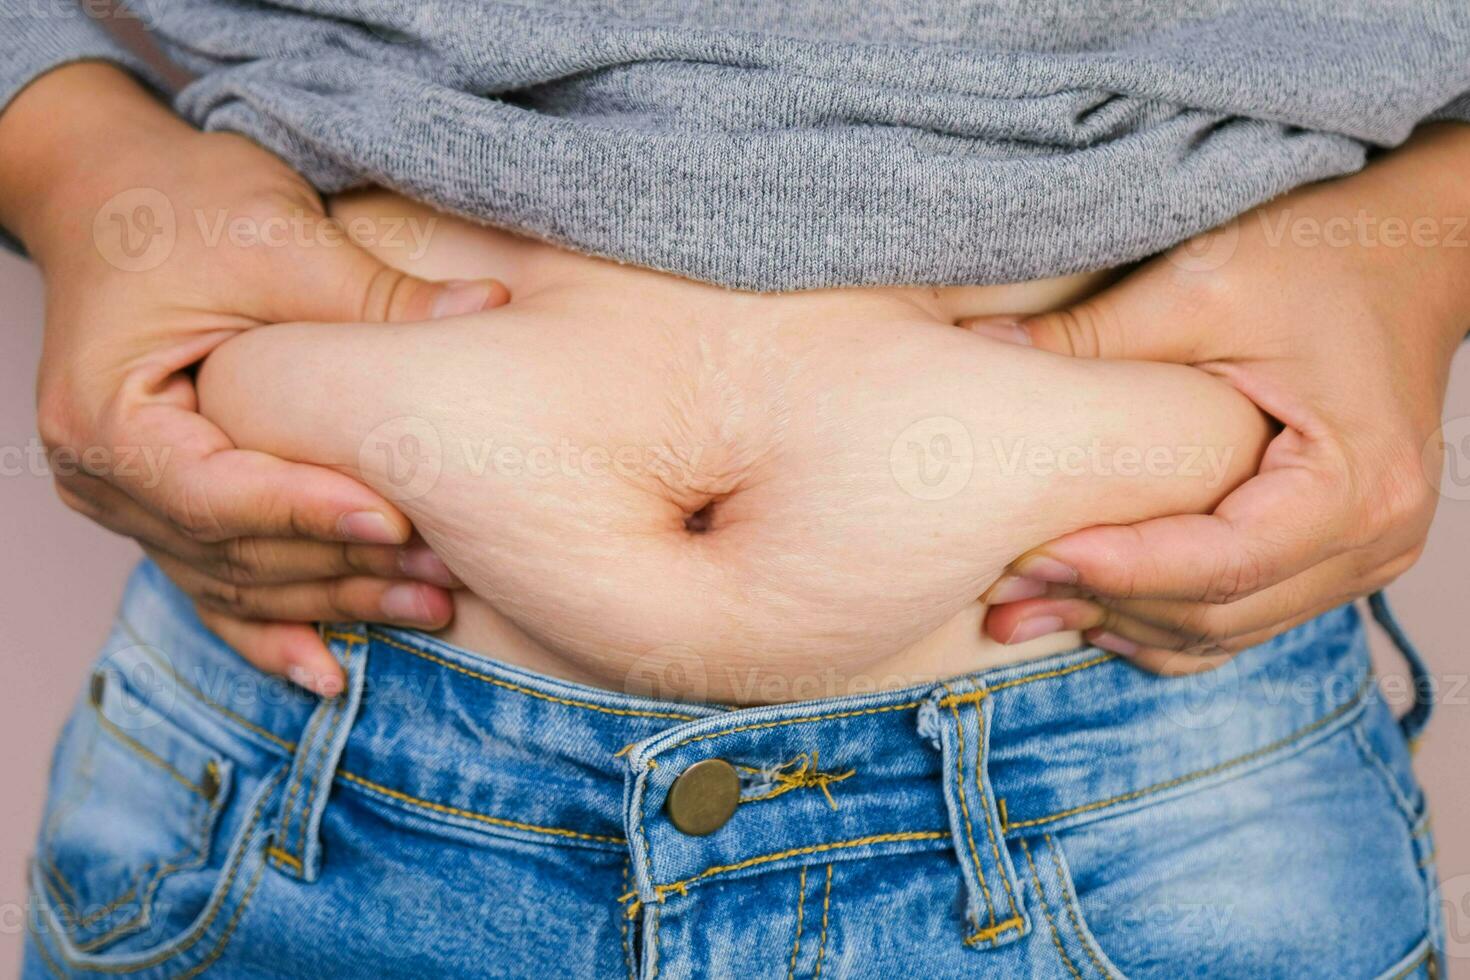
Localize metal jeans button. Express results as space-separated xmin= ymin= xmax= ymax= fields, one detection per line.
xmin=665 ymin=758 xmax=740 ymax=836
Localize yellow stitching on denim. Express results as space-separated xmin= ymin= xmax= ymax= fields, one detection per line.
xmin=274 ymin=691 xmax=332 ymax=859
xmin=667 ymin=701 xmax=924 ymax=751
xmin=93 ymin=705 xmax=209 ymax=799
xmin=619 ymin=860 xmax=636 ymax=980
xmin=1007 ymin=679 xmax=1369 ymax=831
xmin=30 ymin=915 xmax=66 ymax=979
xmin=987 ymin=654 xmax=1114 ymax=695
xmin=941 ymin=683 xmax=996 ymax=930
xmin=662 ymin=653 xmax=1115 ymax=754
xmin=813 ymin=865 xmax=833 ymax=979
xmin=650 ymin=906 xmax=662 ymax=980
xmin=127 ymin=621 xmax=296 ymax=753
xmin=1413 ymin=817 xmax=1434 ymax=838
xmin=788 ymin=865 xmax=808 ymax=980
xmin=40 ymin=858 xmax=80 ymax=908
xmin=1020 ymin=838 xmax=1082 ymax=980
xmin=1046 ymin=834 xmax=1115 ymax=980
xmin=938 ymin=689 xmax=987 ymax=708
xmin=1418 ymin=850 xmax=1438 ymax=871
xmin=51 ymin=769 xmax=285 ymax=974
xmin=962 ymin=916 xmax=1024 ymax=946
xmin=737 ymin=752 xmax=855 ymax=810
xmin=66 ymin=786 xmax=222 ymax=953
xmin=93 ymin=778 xmax=262 ymax=964
xmin=266 ymin=846 xmax=303 ymax=871
xmin=998 ymin=798 xmax=1009 ymax=833
xmin=320 ymin=631 xmax=367 ymax=645
xmin=170 ymin=844 xmax=270 ymax=980
xmin=366 ymin=630 xmax=703 ymax=721
xmin=37 ymin=864 xmax=145 ymax=950
xmin=972 ymin=699 xmax=1020 ymax=921
xmin=292 ymin=644 xmax=359 ymax=861
xmin=638 ymin=831 xmax=945 ymax=910
xmin=336 ymin=769 xmax=625 ymax=843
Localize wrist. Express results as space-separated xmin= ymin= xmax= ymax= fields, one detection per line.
xmin=0 ymin=63 xmax=193 ymax=258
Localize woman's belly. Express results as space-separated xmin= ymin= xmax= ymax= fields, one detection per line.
xmin=197 ymin=190 xmax=1270 ymax=703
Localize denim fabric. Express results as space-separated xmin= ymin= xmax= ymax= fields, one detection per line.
xmin=3 ymin=3 xmax=1470 ymax=287
xmin=24 ymin=560 xmax=1442 ymax=978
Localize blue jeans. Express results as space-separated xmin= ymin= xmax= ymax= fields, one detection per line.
xmin=24 ymin=560 xmax=1442 ymax=978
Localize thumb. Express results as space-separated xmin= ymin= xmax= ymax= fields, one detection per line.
xmin=257 ymin=234 xmax=509 ymax=325
xmin=958 ymin=262 xmax=1217 ymax=365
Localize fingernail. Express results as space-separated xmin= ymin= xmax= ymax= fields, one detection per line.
xmin=966 ymin=317 xmax=1032 ymax=346
xmin=1015 ymin=554 xmax=1077 ymax=585
xmin=340 ymin=511 xmax=403 ymax=545
xmin=431 ymin=279 xmax=496 ymax=318
xmin=1004 ymin=615 xmax=1065 ymax=645
xmin=398 ymin=545 xmax=459 ymax=587
xmin=381 ymin=583 xmax=434 ymax=624
xmin=288 ymin=664 xmax=344 ymax=698
xmin=984 ymin=575 xmax=1048 ymax=604
xmin=1090 ymin=631 xmax=1140 ymax=656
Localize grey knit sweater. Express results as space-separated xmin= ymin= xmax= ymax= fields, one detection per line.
xmin=3 ymin=1 xmax=1468 ymax=291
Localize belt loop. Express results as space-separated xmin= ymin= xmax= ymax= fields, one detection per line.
xmin=267 ymin=624 xmax=370 ymax=882
xmin=1367 ymin=591 xmax=1435 ymax=747
xmin=931 ymin=681 xmax=1029 ymax=950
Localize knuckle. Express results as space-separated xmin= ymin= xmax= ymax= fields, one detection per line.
xmin=195 ymin=575 xmax=246 ymax=612
xmin=1048 ymin=306 xmax=1105 ymax=359
xmin=35 ymin=384 xmax=84 ymax=451
xmin=359 ymin=266 xmax=416 ymax=322
xmin=1205 ymin=549 xmax=1265 ymax=604
xmin=1374 ymin=459 xmax=1435 ymax=536
xmin=323 ymin=579 xmax=366 ymax=620
xmin=1175 ymin=605 xmax=1226 ymax=646
xmin=164 ymin=485 xmax=227 ymax=542
xmin=221 ymin=538 xmax=269 ymax=584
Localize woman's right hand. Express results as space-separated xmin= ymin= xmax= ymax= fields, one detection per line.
xmin=0 ymin=63 xmax=508 ymax=695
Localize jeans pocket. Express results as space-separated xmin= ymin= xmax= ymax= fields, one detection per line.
xmin=1042 ymin=722 xmax=1436 ymax=979
xmin=34 ymin=665 xmax=234 ymax=959
xmin=1014 ymin=832 xmax=1129 ymax=979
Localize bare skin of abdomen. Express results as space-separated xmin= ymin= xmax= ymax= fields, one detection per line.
xmin=197 ymin=190 xmax=1271 ymax=704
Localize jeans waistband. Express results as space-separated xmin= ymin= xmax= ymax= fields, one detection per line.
xmin=107 ymin=560 xmax=1381 ymax=946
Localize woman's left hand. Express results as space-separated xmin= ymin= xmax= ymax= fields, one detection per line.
xmin=967 ymin=122 xmax=1470 ymax=673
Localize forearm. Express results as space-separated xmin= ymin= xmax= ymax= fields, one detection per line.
xmin=1283 ymin=121 xmax=1470 ymax=354
xmin=0 ymin=62 xmax=194 ymax=261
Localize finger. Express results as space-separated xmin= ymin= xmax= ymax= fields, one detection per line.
xmin=255 ymin=230 xmax=510 ymax=326
xmin=957 ymin=258 xmax=1223 ymax=364
xmin=986 ymin=554 xmax=1368 ymax=663
xmin=105 ymin=402 xmax=413 ymax=545
xmin=213 ymin=536 xmax=462 ymax=588
xmin=999 ymin=457 xmax=1349 ymax=605
xmin=58 ymin=472 xmax=459 ymax=586
xmin=148 ymin=550 xmax=455 ymax=629
xmin=1084 ymin=591 xmax=1348 ymax=675
xmin=193 ymin=604 xmax=345 ymax=698
xmin=1077 ymin=550 xmax=1371 ymax=644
